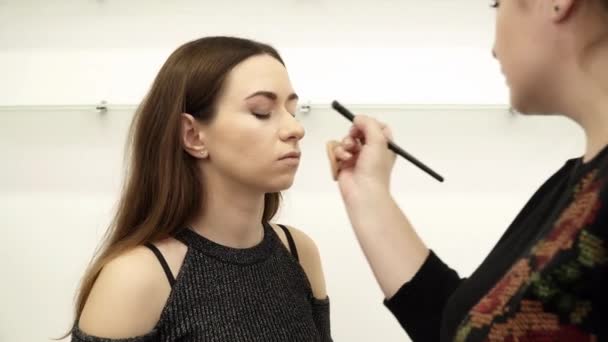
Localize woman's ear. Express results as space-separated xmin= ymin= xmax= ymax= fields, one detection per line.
xmin=551 ymin=0 xmax=577 ymax=23
xmin=181 ymin=113 xmax=208 ymax=159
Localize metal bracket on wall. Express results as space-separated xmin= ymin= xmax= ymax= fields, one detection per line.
xmin=95 ymin=100 xmax=108 ymax=114
xmin=298 ymin=101 xmax=312 ymax=115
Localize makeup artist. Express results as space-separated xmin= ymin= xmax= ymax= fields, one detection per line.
xmin=328 ymin=1 xmax=608 ymax=341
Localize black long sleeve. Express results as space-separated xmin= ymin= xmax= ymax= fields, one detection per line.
xmin=384 ymin=251 xmax=463 ymax=341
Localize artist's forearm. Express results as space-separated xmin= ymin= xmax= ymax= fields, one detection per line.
xmin=344 ymin=189 xmax=429 ymax=298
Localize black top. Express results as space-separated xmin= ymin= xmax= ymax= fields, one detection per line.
xmin=72 ymin=222 xmax=331 ymax=341
xmin=386 ymin=145 xmax=608 ymax=341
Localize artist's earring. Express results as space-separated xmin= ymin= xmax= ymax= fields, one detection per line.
xmin=200 ymin=150 xmax=208 ymax=158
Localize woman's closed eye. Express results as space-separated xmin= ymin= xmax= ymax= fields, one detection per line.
xmin=252 ymin=111 xmax=271 ymax=119
xmin=251 ymin=108 xmax=297 ymax=119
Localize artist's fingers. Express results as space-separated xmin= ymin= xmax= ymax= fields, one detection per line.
xmin=333 ymin=145 xmax=353 ymax=161
xmin=382 ymin=124 xmax=394 ymax=141
xmin=343 ymin=136 xmax=355 ymax=149
xmin=348 ymin=125 xmax=365 ymax=141
xmin=342 ymin=136 xmax=361 ymax=154
xmin=352 ymin=115 xmax=388 ymax=147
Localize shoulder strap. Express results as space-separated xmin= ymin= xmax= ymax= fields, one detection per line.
xmin=144 ymin=242 xmax=176 ymax=287
xmin=278 ymin=224 xmax=299 ymax=262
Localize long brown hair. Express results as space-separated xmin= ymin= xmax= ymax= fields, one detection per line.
xmin=72 ymin=36 xmax=285 ymax=326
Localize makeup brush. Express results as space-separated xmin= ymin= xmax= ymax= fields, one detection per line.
xmin=330 ymin=100 xmax=444 ymax=182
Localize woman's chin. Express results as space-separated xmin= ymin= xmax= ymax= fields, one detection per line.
xmin=265 ymin=177 xmax=295 ymax=193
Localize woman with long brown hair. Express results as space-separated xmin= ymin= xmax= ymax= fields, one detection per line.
xmin=70 ymin=36 xmax=331 ymax=341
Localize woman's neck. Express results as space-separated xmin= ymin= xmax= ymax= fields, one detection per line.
xmin=189 ymin=175 xmax=266 ymax=249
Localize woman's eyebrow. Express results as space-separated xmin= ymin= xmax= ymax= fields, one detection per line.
xmin=245 ymin=91 xmax=299 ymax=101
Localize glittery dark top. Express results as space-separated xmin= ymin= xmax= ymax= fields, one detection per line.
xmin=72 ymin=222 xmax=331 ymax=342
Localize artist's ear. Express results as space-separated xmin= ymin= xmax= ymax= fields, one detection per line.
xmin=550 ymin=0 xmax=576 ymax=22
xmin=181 ymin=113 xmax=208 ymax=159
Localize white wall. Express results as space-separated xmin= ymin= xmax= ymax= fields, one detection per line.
xmin=0 ymin=0 xmax=504 ymax=106
xmin=0 ymin=1 xmax=587 ymax=342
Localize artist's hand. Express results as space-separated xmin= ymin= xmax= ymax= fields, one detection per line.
xmin=330 ymin=115 xmax=396 ymax=202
